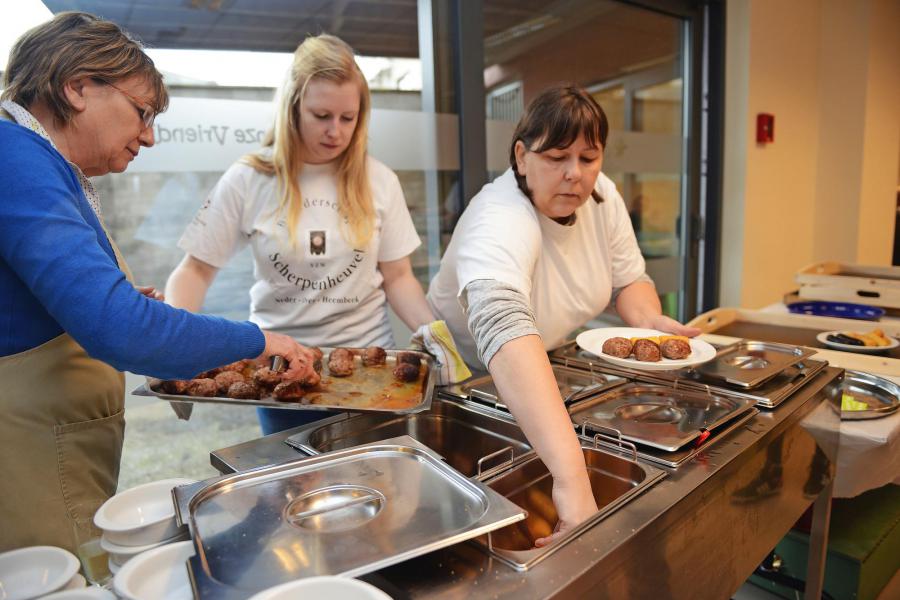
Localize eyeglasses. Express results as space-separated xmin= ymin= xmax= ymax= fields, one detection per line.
xmin=104 ymin=82 xmax=156 ymax=129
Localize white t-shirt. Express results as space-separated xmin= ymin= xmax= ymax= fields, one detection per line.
xmin=178 ymin=156 xmax=420 ymax=348
xmin=427 ymin=168 xmax=646 ymax=368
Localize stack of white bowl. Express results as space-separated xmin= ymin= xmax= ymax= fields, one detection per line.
xmin=93 ymin=478 xmax=194 ymax=575
xmin=0 ymin=545 xmax=93 ymax=599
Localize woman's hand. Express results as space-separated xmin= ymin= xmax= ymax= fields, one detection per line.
xmin=644 ymin=313 xmax=701 ymax=337
xmin=534 ymin=476 xmax=598 ymax=548
xmin=136 ymin=285 xmax=165 ymax=301
xmin=258 ymin=331 xmax=316 ymax=380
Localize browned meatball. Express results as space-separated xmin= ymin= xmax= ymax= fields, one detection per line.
xmin=309 ymin=346 xmax=325 ymax=361
xmin=396 ymin=352 xmax=422 ymax=367
xmin=227 ymin=381 xmax=261 ymax=399
xmin=632 ymin=339 xmax=661 ymax=362
xmin=159 ymin=379 xmax=189 ymax=395
xmin=273 ymin=380 xmax=306 ymax=401
xmin=602 ymin=337 xmax=634 ymax=359
xmin=253 ymin=366 xmax=283 ymax=388
xmin=186 ymin=378 xmax=218 ymax=397
xmin=327 ymin=348 xmax=355 ymax=377
xmin=219 ymin=360 xmax=250 ymax=373
xmin=393 ymin=362 xmax=420 ymax=383
xmin=214 ymin=371 xmax=245 ymax=394
xmin=362 ymin=346 xmax=387 ymax=367
xmin=195 ymin=367 xmax=221 ymax=380
xmin=660 ymin=338 xmax=692 ymax=360
xmin=298 ymin=369 xmax=322 ymax=388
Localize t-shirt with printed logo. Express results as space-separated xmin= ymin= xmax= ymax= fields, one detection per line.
xmin=178 ymin=156 xmax=420 ymax=348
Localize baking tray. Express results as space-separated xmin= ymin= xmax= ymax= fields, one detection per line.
xmin=691 ymin=341 xmax=815 ymax=389
xmin=837 ymin=370 xmax=900 ymax=420
xmin=173 ymin=436 xmax=525 ymax=599
xmin=133 ymin=347 xmax=436 ymax=414
xmin=443 ymin=365 xmax=627 ymax=413
xmin=568 ymin=383 xmax=757 ymax=451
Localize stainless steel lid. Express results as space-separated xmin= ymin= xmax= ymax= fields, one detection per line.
xmin=174 ymin=436 xmax=524 ymax=598
xmin=691 ymin=341 xmax=816 ymax=388
xmin=568 ymin=383 xmax=757 ymax=451
xmin=837 ymin=370 xmax=900 ymax=420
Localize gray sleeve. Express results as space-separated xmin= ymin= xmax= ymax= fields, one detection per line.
xmin=461 ymin=279 xmax=541 ymax=368
xmin=610 ymin=272 xmax=655 ymax=308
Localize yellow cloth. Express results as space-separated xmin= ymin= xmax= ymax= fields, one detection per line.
xmin=411 ymin=320 xmax=472 ymax=385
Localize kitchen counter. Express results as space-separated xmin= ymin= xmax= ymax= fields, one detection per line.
xmin=210 ymin=366 xmax=842 ymax=599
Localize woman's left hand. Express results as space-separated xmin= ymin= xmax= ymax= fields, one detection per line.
xmin=644 ymin=314 xmax=701 ymax=337
xmin=137 ymin=285 xmax=165 ymax=302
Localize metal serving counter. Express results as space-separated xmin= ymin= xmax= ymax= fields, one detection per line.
xmin=210 ymin=367 xmax=842 ymax=599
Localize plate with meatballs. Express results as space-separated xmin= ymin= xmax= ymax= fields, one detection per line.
xmin=136 ymin=347 xmax=436 ymax=414
xmin=575 ymin=327 xmax=716 ymax=371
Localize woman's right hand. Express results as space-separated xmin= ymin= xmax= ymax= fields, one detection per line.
xmin=534 ymin=474 xmax=598 ymax=548
xmin=258 ymin=330 xmax=316 ymax=380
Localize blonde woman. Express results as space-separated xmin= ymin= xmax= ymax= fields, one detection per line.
xmin=166 ymin=34 xmax=436 ymax=433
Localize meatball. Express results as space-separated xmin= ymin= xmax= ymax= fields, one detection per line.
xmin=327 ymin=348 xmax=355 ymax=377
xmin=298 ymin=369 xmax=322 ymax=388
xmin=227 ymin=381 xmax=261 ymax=400
xmin=660 ymin=337 xmax=692 ymax=360
xmin=362 ymin=346 xmax=387 ymax=367
xmin=273 ymin=380 xmax=306 ymax=401
xmin=602 ymin=337 xmax=633 ymax=359
xmin=309 ymin=347 xmax=325 ymax=374
xmin=632 ymin=339 xmax=661 ymax=362
xmin=214 ymin=371 xmax=245 ymax=394
xmin=253 ymin=366 xmax=283 ymax=388
xmin=219 ymin=360 xmax=251 ymax=373
xmin=159 ymin=379 xmax=189 ymax=395
xmin=186 ymin=378 xmax=218 ymax=397
xmin=393 ymin=362 xmax=420 ymax=383
xmin=396 ymin=352 xmax=422 ymax=367
xmin=309 ymin=347 xmax=325 ymax=361
xmin=195 ymin=367 xmax=221 ymax=380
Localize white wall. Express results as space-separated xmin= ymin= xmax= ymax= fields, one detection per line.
xmin=721 ymin=0 xmax=900 ymax=309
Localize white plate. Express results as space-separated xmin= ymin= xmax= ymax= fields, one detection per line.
xmin=43 ymin=586 xmax=116 ymax=599
xmin=248 ymin=576 xmax=392 ymax=600
xmin=113 ymin=540 xmax=195 ymax=600
xmin=576 ymin=327 xmax=716 ymax=371
xmin=0 ymin=546 xmax=80 ymax=600
xmin=816 ymin=331 xmax=899 ymax=353
xmin=94 ymin=478 xmax=194 ymax=547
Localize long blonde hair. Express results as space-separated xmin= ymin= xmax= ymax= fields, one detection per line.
xmin=245 ymin=34 xmax=373 ymax=248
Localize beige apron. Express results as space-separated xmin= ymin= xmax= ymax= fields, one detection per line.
xmin=0 ymin=229 xmax=134 ymax=554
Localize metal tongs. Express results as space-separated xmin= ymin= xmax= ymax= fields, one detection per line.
xmin=270 ymin=355 xmax=286 ymax=373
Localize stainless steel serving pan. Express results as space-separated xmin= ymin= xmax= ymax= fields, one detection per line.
xmin=134 ymin=347 xmax=437 ymax=414
xmin=568 ymin=383 xmax=758 ymax=451
xmin=285 ymin=397 xmax=534 ymax=480
xmin=474 ymin=439 xmax=665 ymax=571
xmin=173 ymin=436 xmax=524 ymax=599
xmin=691 ymin=341 xmax=816 ymax=389
xmin=836 ymin=370 xmax=900 ymax=420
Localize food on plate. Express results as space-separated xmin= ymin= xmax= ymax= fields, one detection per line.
xmin=219 ymin=359 xmax=253 ymax=373
xmin=272 ymin=380 xmax=306 ymax=401
xmin=659 ymin=336 xmax=692 ymax=360
xmin=601 ymin=337 xmax=633 ymax=358
xmin=397 ymin=352 xmax=422 ymax=367
xmin=214 ymin=370 xmax=245 ymax=394
xmin=841 ymin=393 xmax=869 ymax=411
xmin=308 ymin=346 xmax=324 ymax=374
xmin=186 ymin=378 xmax=218 ymax=397
xmin=227 ymin=381 xmax=261 ymax=399
xmin=829 ymin=329 xmax=893 ymax=348
xmin=327 ymin=348 xmax=355 ymax=377
xmin=253 ymin=366 xmax=283 ymax=388
xmin=298 ymin=369 xmax=322 ymax=388
xmin=393 ymin=362 xmax=420 ymax=383
xmin=632 ymin=338 xmax=661 ymax=362
xmin=362 ymin=346 xmax=387 ymax=367
xmin=630 ymin=336 xmax=659 ymax=345
xmin=195 ymin=367 xmax=221 ymax=379
xmin=159 ymin=379 xmax=190 ymax=395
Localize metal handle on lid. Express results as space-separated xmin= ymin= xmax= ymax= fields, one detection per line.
xmin=583 ymin=422 xmax=638 ymax=463
xmin=469 ymin=387 xmax=499 ymax=407
xmin=477 ymin=446 xmax=514 ymax=477
xmin=286 ymin=493 xmax=381 ymax=524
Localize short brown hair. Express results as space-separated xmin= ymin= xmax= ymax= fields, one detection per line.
xmin=1 ymin=11 xmax=168 ymax=125
xmin=510 ymin=84 xmax=609 ymax=202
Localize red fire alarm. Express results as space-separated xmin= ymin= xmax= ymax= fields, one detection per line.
xmin=757 ymin=113 xmax=774 ymax=144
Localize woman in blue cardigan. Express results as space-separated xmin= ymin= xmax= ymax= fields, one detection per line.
xmin=0 ymin=12 xmax=315 ymax=553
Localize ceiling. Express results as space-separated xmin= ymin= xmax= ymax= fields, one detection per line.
xmin=43 ymin=0 xmax=559 ymax=59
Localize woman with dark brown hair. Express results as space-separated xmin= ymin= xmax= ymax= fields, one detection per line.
xmin=428 ymin=84 xmax=699 ymax=546
xmin=0 ymin=12 xmax=315 ymax=553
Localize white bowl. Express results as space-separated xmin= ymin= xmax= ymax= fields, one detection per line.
xmin=43 ymin=586 xmax=116 ymax=599
xmin=61 ymin=573 xmax=86 ymax=590
xmin=107 ymin=556 xmax=120 ymax=575
xmin=0 ymin=546 xmax=80 ymax=600
xmin=113 ymin=540 xmax=195 ymax=600
xmin=94 ymin=478 xmax=194 ymax=547
xmin=101 ymin=529 xmax=189 ymax=566
xmin=248 ymin=576 xmax=392 ymax=600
